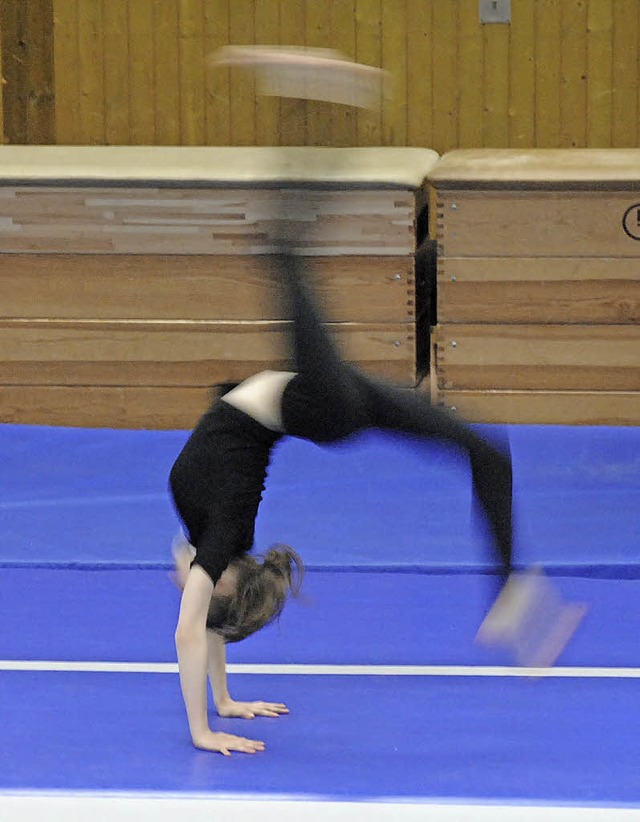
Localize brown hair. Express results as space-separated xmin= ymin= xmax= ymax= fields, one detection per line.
xmin=206 ymin=544 xmax=304 ymax=643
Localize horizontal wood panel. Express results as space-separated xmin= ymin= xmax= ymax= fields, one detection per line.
xmin=436 ymin=191 xmax=640 ymax=257
xmin=438 ymin=258 xmax=640 ymax=323
xmin=0 ymin=319 xmax=416 ymax=385
xmin=0 ymin=385 xmax=210 ymax=429
xmin=0 ymin=254 xmax=415 ymax=323
xmin=435 ymin=390 xmax=640 ymax=426
xmin=435 ymin=324 xmax=640 ymax=391
xmin=0 ymin=186 xmax=418 ymax=256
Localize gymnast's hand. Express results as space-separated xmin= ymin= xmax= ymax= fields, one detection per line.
xmin=216 ymin=698 xmax=290 ymax=720
xmin=192 ymin=729 xmax=266 ymax=756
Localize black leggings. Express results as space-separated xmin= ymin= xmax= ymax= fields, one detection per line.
xmin=273 ymin=246 xmax=514 ymax=579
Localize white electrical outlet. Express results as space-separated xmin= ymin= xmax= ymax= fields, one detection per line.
xmin=479 ymin=0 xmax=511 ymax=24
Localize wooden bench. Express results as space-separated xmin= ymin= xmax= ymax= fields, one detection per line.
xmin=0 ymin=146 xmax=438 ymax=428
xmin=429 ymin=149 xmax=640 ymax=425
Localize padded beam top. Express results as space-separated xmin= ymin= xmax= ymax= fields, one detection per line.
xmin=0 ymin=145 xmax=439 ymax=190
xmin=429 ymin=148 xmax=640 ymax=191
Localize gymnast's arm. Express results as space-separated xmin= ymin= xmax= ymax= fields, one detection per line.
xmin=175 ymin=565 xmax=265 ymax=755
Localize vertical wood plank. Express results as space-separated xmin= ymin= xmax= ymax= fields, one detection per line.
xmin=456 ymin=0 xmax=482 ymax=149
xmin=77 ymin=0 xmax=105 ymax=144
xmin=228 ymin=0 xmax=255 ymax=146
xmin=204 ymin=0 xmax=230 ymax=146
xmin=278 ymin=0 xmax=306 ymax=145
xmin=431 ymin=0 xmax=457 ymax=153
xmin=153 ymin=0 xmax=181 ymax=144
xmin=611 ymin=0 xmax=638 ymax=147
xmin=586 ymin=0 xmax=613 ymax=147
xmin=24 ymin=0 xmax=55 ymax=143
xmin=406 ymin=0 xmax=433 ymax=149
xmin=381 ymin=0 xmax=408 ymax=147
xmin=1 ymin=0 xmax=25 ymax=143
xmin=103 ymin=0 xmax=130 ymax=144
xmin=179 ymin=0 xmax=206 ymax=145
xmin=0 ymin=17 xmax=3 ymax=143
xmin=559 ymin=0 xmax=587 ymax=147
xmin=304 ymin=0 xmax=332 ymax=146
xmin=53 ymin=0 xmax=80 ymax=143
xmin=535 ymin=0 xmax=561 ymax=147
xmin=254 ymin=0 xmax=280 ymax=145
xmin=508 ymin=0 xmax=535 ymax=146
xmin=330 ymin=0 xmax=357 ymax=146
xmin=354 ymin=0 xmax=382 ymax=146
xmin=482 ymin=17 xmax=509 ymax=147
xmin=128 ymin=0 xmax=156 ymax=144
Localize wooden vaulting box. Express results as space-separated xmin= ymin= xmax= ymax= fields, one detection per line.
xmin=429 ymin=149 xmax=640 ymax=425
xmin=0 ymin=146 xmax=438 ymax=428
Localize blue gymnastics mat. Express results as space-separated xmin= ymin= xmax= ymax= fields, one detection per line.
xmin=0 ymin=422 xmax=638 ymax=576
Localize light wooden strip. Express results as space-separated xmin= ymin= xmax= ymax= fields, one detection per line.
xmin=0 ymin=385 xmax=210 ymax=429
xmin=435 ymin=390 xmax=640 ymax=427
xmin=436 ymin=190 xmax=640 ymax=257
xmin=438 ymin=258 xmax=640 ymax=324
xmin=0 ymin=254 xmax=416 ymax=323
xmin=435 ymin=324 xmax=640 ymax=391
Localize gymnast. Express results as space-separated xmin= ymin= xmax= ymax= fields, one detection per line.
xmin=169 ymin=243 xmax=580 ymax=755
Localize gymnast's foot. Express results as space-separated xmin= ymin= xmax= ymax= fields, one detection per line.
xmin=476 ymin=567 xmax=587 ymax=667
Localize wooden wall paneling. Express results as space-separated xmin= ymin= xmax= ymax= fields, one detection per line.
xmin=438 ymin=258 xmax=640 ymax=324
xmin=435 ymin=323 xmax=640 ymax=391
xmin=178 ymin=0 xmax=206 ymax=145
xmin=103 ymin=0 xmax=131 ymax=145
xmin=77 ymin=0 xmax=105 ymax=144
xmin=277 ymin=0 xmax=305 ymax=146
xmin=253 ymin=0 xmax=280 ymax=146
xmin=153 ymin=0 xmax=181 ymax=145
xmin=0 ymin=254 xmax=416 ymax=323
xmin=304 ymin=0 xmax=333 ymax=147
xmin=431 ymin=1 xmax=457 ymax=153
xmin=381 ymin=0 xmax=407 ymax=147
xmin=329 ymin=0 xmax=357 ymax=147
xmin=53 ymin=0 xmax=80 ymax=143
xmin=354 ymin=0 xmax=382 ymax=147
xmin=611 ymin=0 xmax=639 ymax=148
xmin=436 ymin=390 xmax=640 ymax=427
xmin=204 ymin=0 xmax=230 ymax=146
xmin=128 ymin=0 xmax=156 ymax=145
xmin=229 ymin=0 xmax=256 ymax=147
xmin=0 ymin=16 xmax=3 ymax=144
xmin=586 ymin=0 xmax=613 ymax=147
xmin=437 ymin=190 xmax=640 ymax=258
xmin=456 ymin=0 xmax=482 ymax=150
xmin=508 ymin=0 xmax=535 ymax=147
xmin=560 ymin=0 xmax=587 ymax=148
xmin=534 ymin=0 xmax=561 ymax=147
xmin=482 ymin=11 xmax=509 ymax=148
